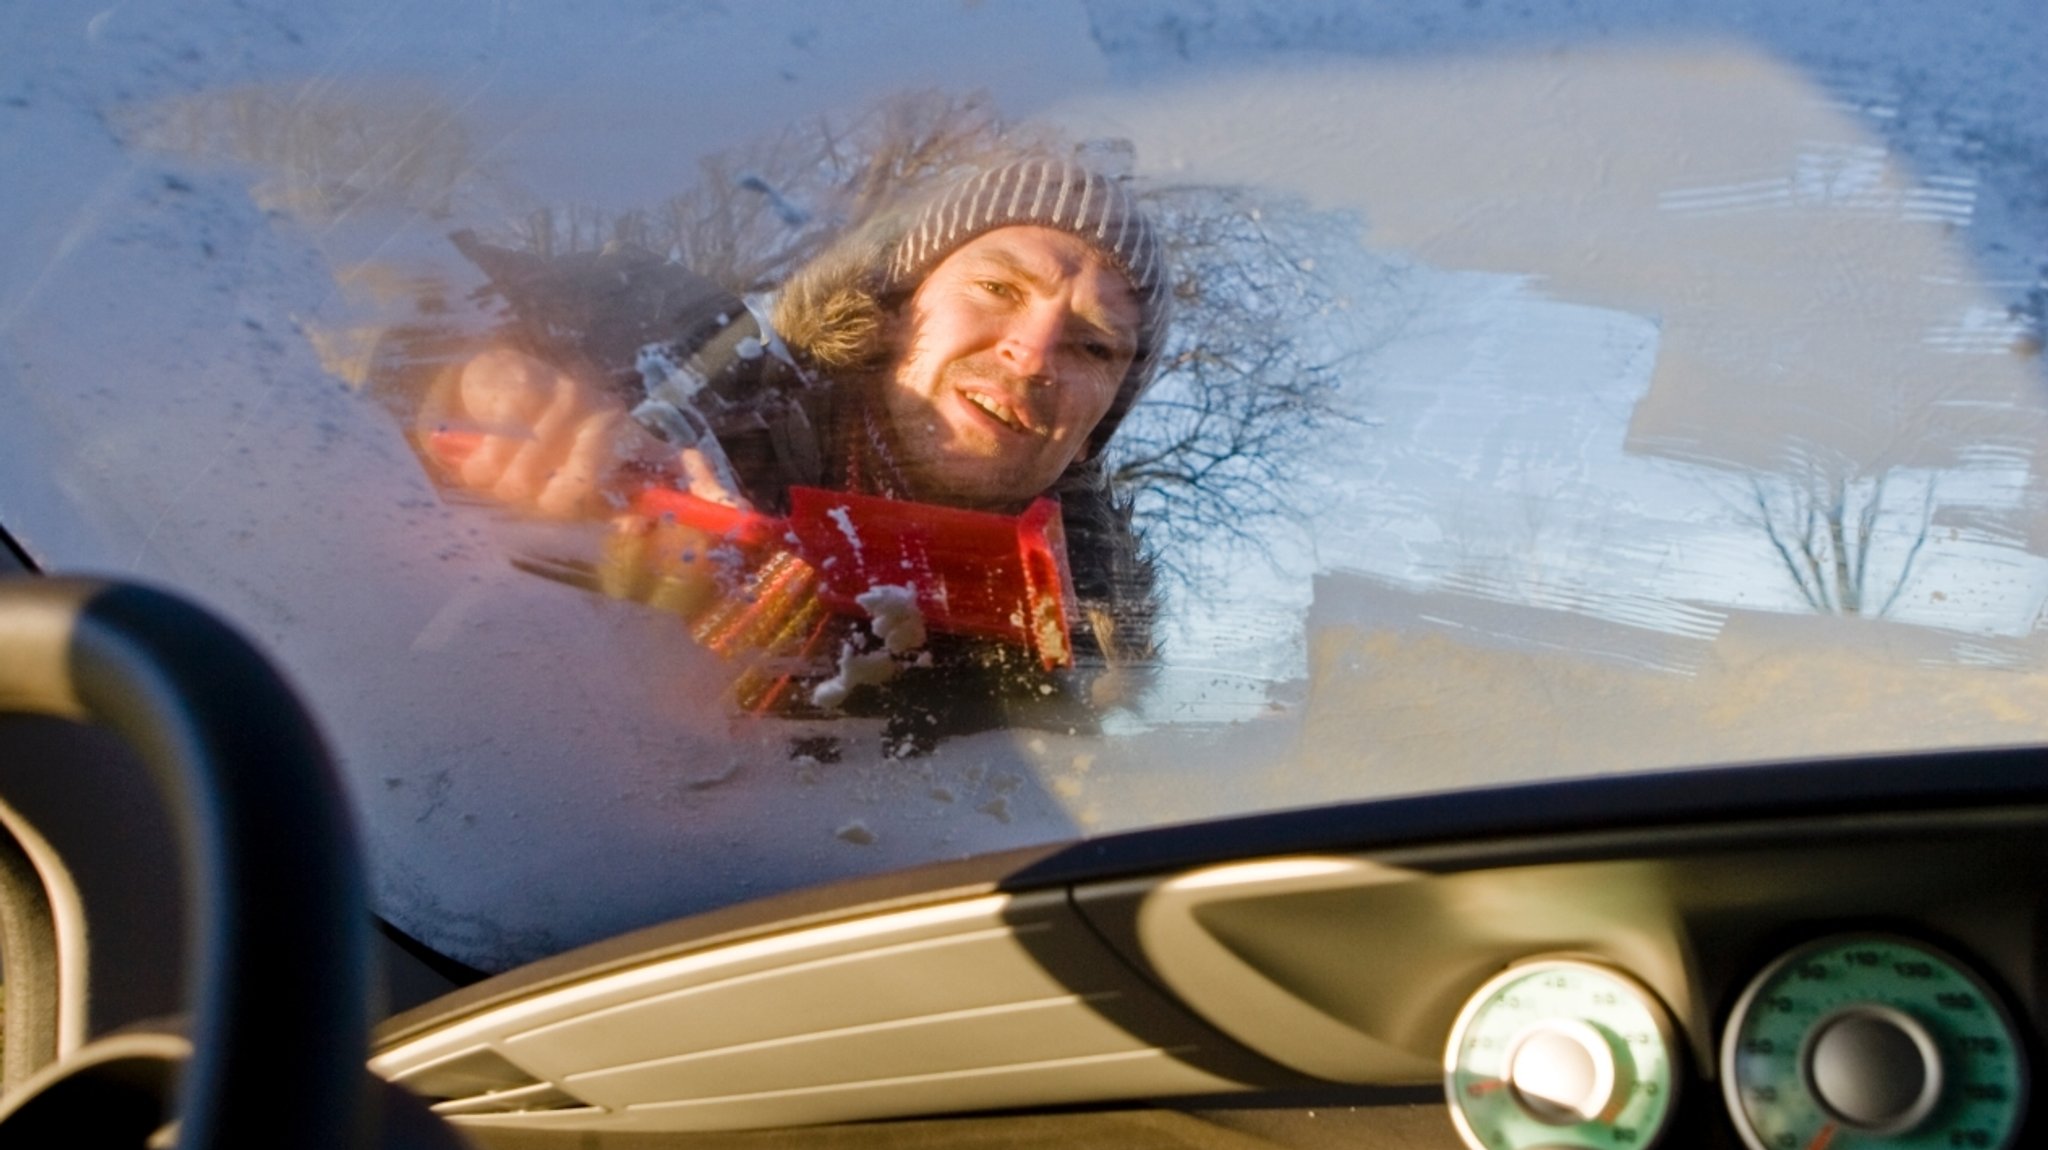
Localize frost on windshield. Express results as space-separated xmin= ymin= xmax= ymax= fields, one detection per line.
xmin=128 ymin=62 xmax=2048 ymax=787
xmin=45 ymin=0 xmax=2046 ymax=970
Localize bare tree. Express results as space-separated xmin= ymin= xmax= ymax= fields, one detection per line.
xmin=1744 ymin=449 xmax=1937 ymax=616
xmin=1106 ymin=185 xmax=1371 ymax=587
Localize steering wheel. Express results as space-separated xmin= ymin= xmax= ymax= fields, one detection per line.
xmin=0 ymin=578 xmax=373 ymax=1148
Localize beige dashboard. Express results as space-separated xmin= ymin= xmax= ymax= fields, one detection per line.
xmin=373 ymin=796 xmax=2044 ymax=1149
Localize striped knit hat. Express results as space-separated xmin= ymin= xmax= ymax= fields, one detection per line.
xmin=883 ymin=156 xmax=1171 ymax=452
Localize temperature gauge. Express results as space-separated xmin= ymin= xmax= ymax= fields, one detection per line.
xmin=1721 ymin=934 xmax=2028 ymax=1150
xmin=1445 ymin=957 xmax=1681 ymax=1150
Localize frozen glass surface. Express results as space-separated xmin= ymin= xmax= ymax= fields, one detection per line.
xmin=2 ymin=0 xmax=2043 ymax=970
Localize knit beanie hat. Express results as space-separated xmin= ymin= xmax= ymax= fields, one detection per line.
xmin=882 ymin=155 xmax=1171 ymax=455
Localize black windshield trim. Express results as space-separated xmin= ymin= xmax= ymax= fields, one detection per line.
xmin=0 ymin=521 xmax=34 ymax=574
xmin=1002 ymin=744 xmax=2048 ymax=887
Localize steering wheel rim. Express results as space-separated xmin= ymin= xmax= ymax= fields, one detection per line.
xmin=0 ymin=577 xmax=372 ymax=1149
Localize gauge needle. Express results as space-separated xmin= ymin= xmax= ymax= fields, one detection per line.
xmin=1806 ymin=1123 xmax=1838 ymax=1150
xmin=1465 ymin=1078 xmax=1506 ymax=1098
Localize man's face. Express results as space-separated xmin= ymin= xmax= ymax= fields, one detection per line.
xmin=880 ymin=225 xmax=1141 ymax=510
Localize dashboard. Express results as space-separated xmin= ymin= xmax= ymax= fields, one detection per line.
xmin=369 ymin=749 xmax=2047 ymax=1149
xmin=1108 ymin=809 xmax=2039 ymax=1150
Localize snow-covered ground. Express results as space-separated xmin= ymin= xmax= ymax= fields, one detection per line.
xmin=3 ymin=1 xmax=2044 ymax=969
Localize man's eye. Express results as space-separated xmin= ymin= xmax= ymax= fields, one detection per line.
xmin=977 ymin=279 xmax=1016 ymax=299
xmin=1082 ymin=340 xmax=1118 ymax=362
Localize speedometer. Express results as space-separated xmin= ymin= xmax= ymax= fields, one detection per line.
xmin=1720 ymin=934 xmax=2028 ymax=1150
xmin=1445 ymin=957 xmax=1681 ymax=1150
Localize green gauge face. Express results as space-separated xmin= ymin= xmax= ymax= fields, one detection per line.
xmin=1721 ymin=935 xmax=2029 ymax=1150
xmin=1446 ymin=958 xmax=1681 ymax=1150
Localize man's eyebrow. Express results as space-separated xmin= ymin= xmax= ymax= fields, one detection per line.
xmin=966 ymin=246 xmax=1059 ymax=291
xmin=967 ymin=245 xmax=1139 ymax=347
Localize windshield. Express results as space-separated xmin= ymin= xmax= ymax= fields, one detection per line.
xmin=3 ymin=0 xmax=2043 ymax=972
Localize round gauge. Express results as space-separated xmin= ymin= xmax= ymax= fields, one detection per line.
xmin=1721 ymin=934 xmax=2029 ymax=1150
xmin=1445 ymin=958 xmax=1681 ymax=1150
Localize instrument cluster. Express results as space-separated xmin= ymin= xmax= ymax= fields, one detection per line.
xmin=1442 ymin=934 xmax=2029 ymax=1150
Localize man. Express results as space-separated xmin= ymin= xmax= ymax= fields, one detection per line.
xmin=442 ymin=153 xmax=1167 ymax=738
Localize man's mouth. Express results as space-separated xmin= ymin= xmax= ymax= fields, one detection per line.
xmin=960 ymin=389 xmax=1045 ymax=437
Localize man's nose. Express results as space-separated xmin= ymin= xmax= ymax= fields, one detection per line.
xmin=996 ymin=304 xmax=1066 ymax=381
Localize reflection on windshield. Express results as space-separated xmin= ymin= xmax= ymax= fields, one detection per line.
xmin=8 ymin=1 xmax=2042 ymax=970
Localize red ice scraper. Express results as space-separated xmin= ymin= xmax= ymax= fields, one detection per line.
xmin=427 ymin=429 xmax=1077 ymax=669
